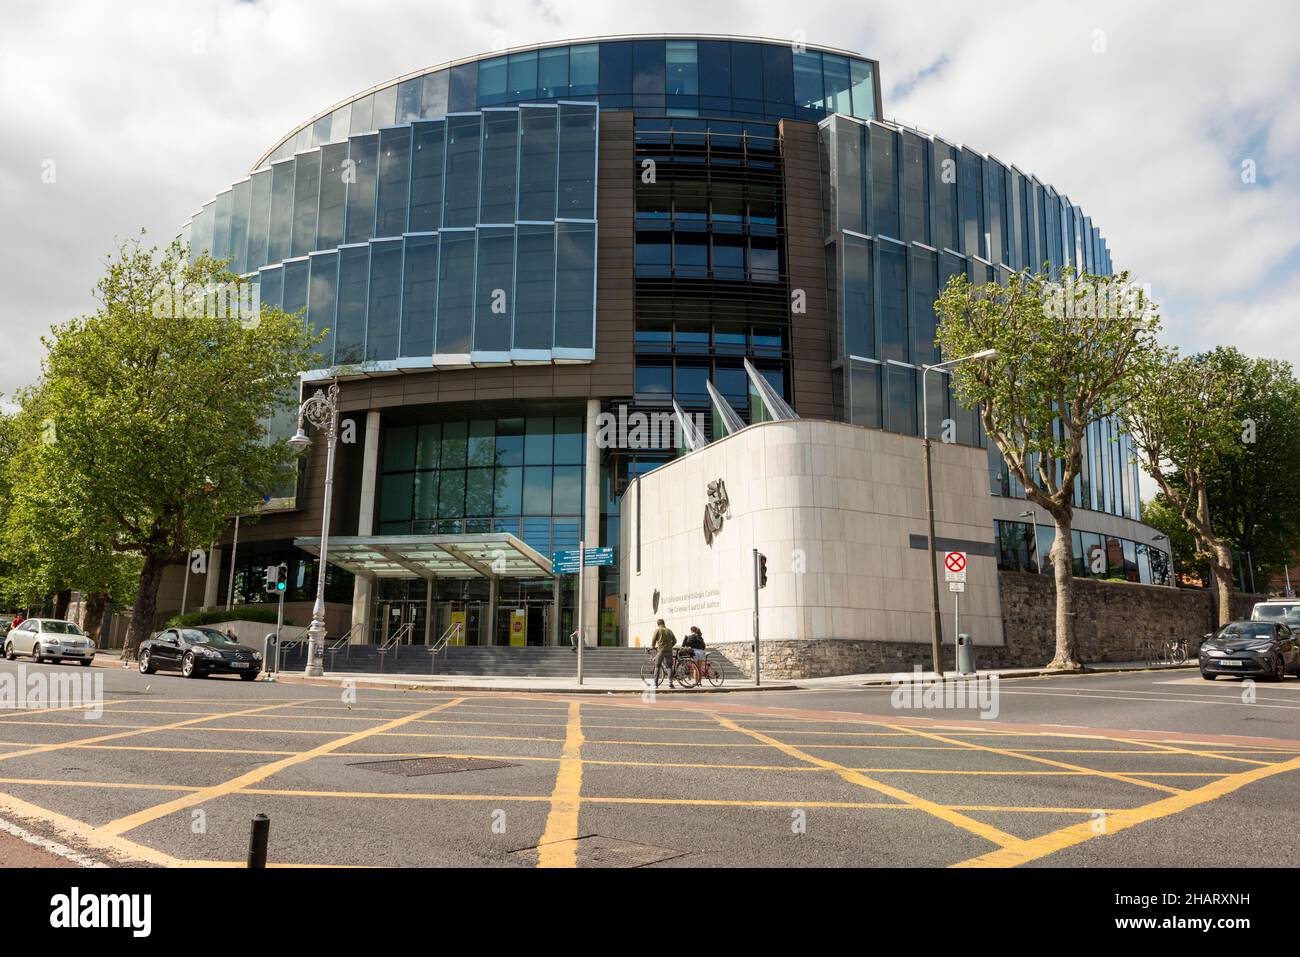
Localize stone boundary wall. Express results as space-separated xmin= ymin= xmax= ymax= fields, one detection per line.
xmin=714 ymin=572 xmax=1269 ymax=679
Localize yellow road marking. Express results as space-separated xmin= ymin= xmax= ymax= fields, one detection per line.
xmin=0 ymin=789 xmax=185 ymax=866
xmin=98 ymin=698 xmax=467 ymax=836
xmin=0 ymin=698 xmax=135 ymax=719
xmin=953 ymin=752 xmax=1300 ymax=867
xmin=0 ymin=699 xmax=318 ymax=763
xmin=882 ymin=723 xmax=1184 ymax=795
xmin=711 ymin=712 xmax=1023 ymax=850
xmin=536 ymin=701 xmax=584 ymax=868
xmin=1109 ymin=737 xmax=1272 ymax=767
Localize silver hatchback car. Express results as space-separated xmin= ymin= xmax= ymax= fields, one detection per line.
xmin=3 ymin=619 xmax=96 ymax=666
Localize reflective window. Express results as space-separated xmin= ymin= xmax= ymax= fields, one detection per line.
xmin=908 ymin=245 xmax=938 ymax=366
xmin=373 ymin=85 xmax=398 ymax=127
xmin=366 ymin=239 xmax=402 ymax=361
xmin=514 ymin=224 xmax=555 ymax=351
xmin=666 ymin=41 xmax=697 ymax=95
xmin=632 ymin=40 xmax=665 ymax=96
xmin=850 ymin=60 xmax=874 ymax=119
xmin=508 ymin=51 xmax=537 ymax=100
xmin=349 ymin=94 xmax=374 ymax=135
xmin=400 ymin=234 xmax=438 ymax=357
xmin=834 ymin=117 xmax=865 ymax=233
xmin=246 ymin=169 xmax=272 ymax=272
xmin=290 ymin=151 xmax=320 ymax=257
xmin=478 ymin=56 xmax=507 ymax=106
xmin=793 ymin=50 xmax=824 ymax=113
xmin=444 ymin=115 xmax=482 ymax=228
xmin=376 ymin=127 xmax=411 ymax=238
xmin=877 ymin=241 xmax=907 ymax=362
xmin=258 ymin=264 xmax=283 ymax=310
xmin=886 ymin=362 xmax=916 ymax=435
xmin=842 ymin=233 xmax=873 ymax=358
xmin=306 ymin=250 xmax=338 ymax=361
xmin=422 ymin=70 xmax=449 ymax=118
xmin=436 ymin=230 xmax=475 ymax=354
xmin=557 ymin=104 xmax=597 ymax=219
xmin=539 ymin=46 xmax=569 ymax=98
xmin=345 ymin=134 xmax=378 ymax=244
xmin=901 ymin=131 xmax=929 ymax=245
xmin=211 ymin=190 xmax=232 ymax=265
xmin=958 ymin=148 xmax=985 ymax=258
xmin=569 ymin=44 xmax=599 ymax=96
xmin=409 ymin=120 xmax=446 ymax=232
xmin=266 ymin=160 xmax=295 ymax=264
xmin=479 ymin=110 xmax=519 ymax=224
xmin=229 ymin=179 xmax=250 ymax=275
xmin=847 ymin=358 xmax=881 ymax=429
xmin=519 ymin=107 xmax=558 ymax=221
xmin=448 ymin=62 xmax=478 ymax=112
xmin=822 ymin=55 xmax=852 ymax=115
xmin=729 ymin=41 xmax=763 ymax=101
xmin=598 ymin=40 xmax=632 ymax=95
xmin=870 ymin=125 xmax=899 ymax=240
xmin=697 ymin=40 xmax=731 ymax=98
xmin=473 ymin=227 xmax=514 ymax=353
xmin=554 ymin=222 xmax=595 ymax=350
xmin=931 ymin=142 xmax=958 ymax=251
xmin=333 ymin=245 xmax=369 ymax=364
xmin=316 ymin=143 xmax=348 ymax=251
xmin=282 ymin=258 xmax=309 ymax=320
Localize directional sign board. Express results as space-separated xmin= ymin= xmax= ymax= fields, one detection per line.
xmin=552 ymin=547 xmax=615 ymax=575
xmin=944 ymin=551 xmax=967 ymax=583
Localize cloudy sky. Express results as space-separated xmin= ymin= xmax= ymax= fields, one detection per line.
xmin=2 ymin=0 xmax=1297 ymax=415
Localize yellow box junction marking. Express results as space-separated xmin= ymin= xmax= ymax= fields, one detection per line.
xmin=536 ymin=700 xmax=584 ymax=868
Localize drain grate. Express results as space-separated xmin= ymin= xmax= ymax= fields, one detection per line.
xmin=347 ymin=756 xmax=515 ymax=777
xmin=510 ymin=835 xmax=686 ymax=868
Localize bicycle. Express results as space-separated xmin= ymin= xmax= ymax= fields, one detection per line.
xmin=1162 ymin=637 xmax=1189 ymax=665
xmin=639 ymin=647 xmax=698 ymax=688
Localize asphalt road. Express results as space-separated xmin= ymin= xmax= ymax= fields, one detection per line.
xmin=0 ymin=659 xmax=1296 ymax=868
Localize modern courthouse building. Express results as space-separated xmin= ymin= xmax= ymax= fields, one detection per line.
xmin=177 ymin=35 xmax=1172 ymax=672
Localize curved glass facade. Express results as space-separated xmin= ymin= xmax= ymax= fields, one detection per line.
xmin=254 ymin=37 xmax=879 ymax=171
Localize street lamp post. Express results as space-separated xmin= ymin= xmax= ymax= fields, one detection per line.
xmin=1018 ymin=509 xmax=1041 ymax=572
xmin=921 ymin=349 xmax=997 ymax=677
xmin=288 ymin=382 xmax=340 ymax=678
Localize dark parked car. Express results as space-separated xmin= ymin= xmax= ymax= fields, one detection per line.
xmin=139 ymin=627 xmax=262 ymax=680
xmin=1199 ymin=620 xmax=1300 ymax=681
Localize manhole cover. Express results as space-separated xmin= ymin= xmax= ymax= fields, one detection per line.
xmin=510 ymin=835 xmax=686 ymax=868
xmin=346 ymin=756 xmax=515 ymax=777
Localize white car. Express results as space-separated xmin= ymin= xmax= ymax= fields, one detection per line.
xmin=3 ymin=619 xmax=96 ymax=666
xmin=1251 ymin=599 xmax=1300 ymax=626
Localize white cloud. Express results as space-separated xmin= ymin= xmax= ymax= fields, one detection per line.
xmin=1 ymin=0 xmax=1296 ymax=403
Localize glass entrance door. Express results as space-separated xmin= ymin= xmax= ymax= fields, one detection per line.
xmin=374 ymin=600 xmax=427 ymax=645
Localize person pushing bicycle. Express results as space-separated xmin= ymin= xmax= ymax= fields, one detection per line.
xmin=651 ymin=619 xmax=678 ymax=688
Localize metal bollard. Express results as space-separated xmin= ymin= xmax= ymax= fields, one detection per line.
xmin=247 ymin=814 xmax=270 ymax=868
xmin=955 ymin=633 xmax=976 ymax=675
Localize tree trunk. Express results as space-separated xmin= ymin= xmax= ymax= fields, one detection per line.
xmin=83 ymin=592 xmax=109 ymax=641
xmin=1046 ymin=512 xmax=1082 ymax=670
xmin=1210 ymin=543 xmax=1235 ymax=627
xmin=52 ymin=588 xmax=72 ymax=620
xmin=124 ymin=554 xmax=168 ymax=661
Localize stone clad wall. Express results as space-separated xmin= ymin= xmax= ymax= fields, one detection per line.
xmin=712 ymin=572 xmax=1269 ymax=679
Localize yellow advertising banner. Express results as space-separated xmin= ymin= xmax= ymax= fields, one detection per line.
xmin=510 ymin=608 xmax=527 ymax=647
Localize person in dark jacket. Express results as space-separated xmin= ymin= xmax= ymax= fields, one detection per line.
xmin=682 ymin=626 xmax=706 ymax=660
xmin=651 ymin=619 xmax=677 ymax=688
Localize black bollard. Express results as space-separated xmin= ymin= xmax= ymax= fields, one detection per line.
xmin=247 ymin=813 xmax=270 ymax=868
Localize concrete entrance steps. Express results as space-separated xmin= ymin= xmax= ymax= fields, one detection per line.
xmin=277 ymin=645 xmax=746 ymax=680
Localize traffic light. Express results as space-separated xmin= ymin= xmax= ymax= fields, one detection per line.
xmin=757 ymin=552 xmax=768 ymax=589
xmin=264 ymin=564 xmax=288 ymax=595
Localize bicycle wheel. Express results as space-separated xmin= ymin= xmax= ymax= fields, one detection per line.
xmin=675 ymin=658 xmax=699 ymax=688
xmin=705 ymin=654 xmax=725 ymax=687
xmin=640 ymin=653 xmax=656 ymax=687
xmin=1172 ymin=643 xmax=1188 ymax=665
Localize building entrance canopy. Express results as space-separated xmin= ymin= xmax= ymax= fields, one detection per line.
xmin=294 ymin=533 xmax=553 ymax=581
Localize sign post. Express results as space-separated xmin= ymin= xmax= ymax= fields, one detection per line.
xmin=577 ymin=540 xmax=585 ymax=685
xmin=550 ymin=547 xmax=614 ymax=685
xmin=944 ymin=552 xmax=967 ymax=670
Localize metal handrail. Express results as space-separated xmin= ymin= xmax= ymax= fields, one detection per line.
xmin=378 ymin=622 xmax=413 ymax=655
xmin=428 ymin=622 xmax=463 ymax=675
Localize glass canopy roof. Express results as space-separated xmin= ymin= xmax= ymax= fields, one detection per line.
xmin=294 ymin=533 xmax=554 ymax=580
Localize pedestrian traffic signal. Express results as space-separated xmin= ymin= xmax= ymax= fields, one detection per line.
xmin=276 ymin=562 xmax=288 ymax=593
xmin=757 ymin=552 xmax=768 ymax=589
xmin=264 ymin=564 xmax=288 ymax=595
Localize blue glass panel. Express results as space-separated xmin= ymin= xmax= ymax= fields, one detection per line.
xmin=443 ymin=115 xmax=482 ymax=228
xmin=632 ymin=40 xmax=665 ymax=95
xmin=422 ymin=70 xmax=449 ymax=117
xmin=870 ymin=125 xmax=900 ymax=240
xmin=666 ymin=41 xmax=697 ymax=95
xmin=834 ymin=118 xmax=864 ymax=233
xmin=229 ymin=179 xmax=250 ymax=275
xmin=508 ymin=50 xmax=538 ymax=100
xmin=908 ymin=245 xmax=938 ymax=366
xmin=539 ymin=46 xmax=569 ymax=98
xmin=372 ymin=85 xmax=398 ymax=126
xmin=761 ymin=43 xmax=793 ymax=105
xmin=514 ymin=224 xmax=554 ymax=350
xmin=569 ymin=44 xmax=599 ymax=96
xmin=697 ymin=40 xmax=731 ymax=97
xmin=842 ymin=233 xmax=873 ymax=358
xmin=436 ymin=231 xmax=475 ymax=354
xmin=376 ymin=126 xmax=411 ymax=238
xmin=397 ymin=77 xmax=423 ymax=122
xmin=958 ymin=148 xmax=985 ymax=258
xmin=495 ymin=466 xmax=522 ymax=515
xmin=554 ymin=221 xmax=595 ymax=350
xmin=409 ymin=120 xmax=446 ymax=232
xmin=348 ymin=93 xmax=374 ymax=135
xmin=366 ymin=240 xmax=402 ymax=361
xmin=849 ymin=59 xmax=875 ymax=119
xmin=729 ymin=41 xmax=763 ymax=100
xmin=448 ymin=62 xmax=478 ymax=112
xmin=525 ymin=417 xmax=553 ymax=465
xmin=822 ymin=54 xmax=852 ymax=114
xmin=246 ymin=169 xmax=272 ymax=272
xmin=599 ymin=40 xmax=631 ymax=94
xmin=282 ymin=258 xmax=309 ymax=322
xmin=290 ymin=151 xmax=320 ymax=257
xmin=306 ymin=253 xmax=337 ymax=362
xmin=316 ymin=143 xmax=348 ymax=251
xmin=886 ymin=362 xmax=916 ymax=435
xmin=400 ymin=234 xmax=438 ymax=357
xmin=523 ymin=466 xmax=552 ymax=515
xmin=557 ymin=104 xmax=596 ymax=219
xmin=344 ymin=133 xmax=378 ymax=244
xmin=877 ymin=241 xmax=907 ymax=362
xmin=848 ymin=358 xmax=881 ymax=429
xmin=553 ymin=466 xmax=582 ymax=514
xmin=311 ymin=115 xmax=331 ymax=148
xmin=518 ymin=107 xmax=558 ymax=221
xmin=211 ymin=190 xmax=232 ymax=264
xmin=479 ymin=110 xmax=519 ymax=224
xmin=334 ymin=245 xmax=369 ymax=364
xmin=900 ymin=131 xmax=929 ymax=245
xmin=478 ymin=55 xmax=507 ymax=106
xmin=473 ymin=227 xmax=514 ymax=353
xmin=258 ymin=265 xmax=283 ymax=310
xmin=266 ymin=160 xmax=295 ymax=264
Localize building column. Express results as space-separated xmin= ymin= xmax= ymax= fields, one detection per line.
xmin=424 ymin=576 xmax=435 ymax=645
xmin=350 ymin=410 xmax=381 ymax=644
xmin=202 ymin=545 xmax=223 ymax=610
xmin=582 ymin=399 xmax=601 ymax=649
xmin=550 ymin=576 xmax=561 ymax=647
xmin=487 ymin=576 xmax=499 ymax=648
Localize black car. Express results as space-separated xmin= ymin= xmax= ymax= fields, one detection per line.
xmin=1199 ymin=620 xmax=1300 ymax=681
xmin=139 ymin=627 xmax=263 ymax=680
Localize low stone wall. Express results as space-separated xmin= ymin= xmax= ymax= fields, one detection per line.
xmin=713 ymin=573 xmax=1269 ymax=679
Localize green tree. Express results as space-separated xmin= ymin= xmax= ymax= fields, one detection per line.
xmin=936 ymin=267 xmax=1164 ymax=669
xmin=6 ymin=236 xmax=319 ymax=654
xmin=1140 ymin=493 xmax=1203 ymax=585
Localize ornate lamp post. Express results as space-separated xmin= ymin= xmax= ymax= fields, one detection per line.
xmin=287 ymin=383 xmax=339 ymax=678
